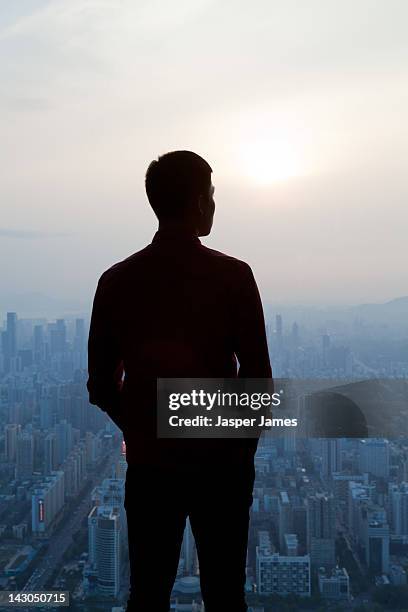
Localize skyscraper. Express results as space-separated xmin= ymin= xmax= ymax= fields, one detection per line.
xmin=50 ymin=319 xmax=67 ymax=354
xmin=362 ymin=505 xmax=389 ymax=574
xmin=16 ymin=432 xmax=34 ymax=479
xmin=5 ymin=423 xmax=21 ymax=462
xmin=307 ymin=493 xmax=335 ymax=568
xmin=32 ymin=471 xmax=65 ymax=535
xmin=278 ymin=491 xmax=292 ymax=551
xmin=7 ymin=312 xmax=17 ymax=358
xmin=389 ymin=482 xmax=408 ymax=536
xmin=44 ymin=433 xmax=58 ymax=474
xmin=33 ymin=324 xmax=44 ymax=364
xmin=74 ymin=318 xmax=86 ymax=369
xmin=87 ymin=505 xmax=121 ymax=597
xmin=55 ymin=420 xmax=73 ymax=465
xmin=1 ymin=312 xmax=18 ymax=372
xmin=358 ymin=439 xmax=390 ymax=479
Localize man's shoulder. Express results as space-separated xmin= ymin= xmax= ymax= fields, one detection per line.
xmin=97 ymin=242 xmax=254 ymax=289
xmin=198 ymin=244 xmax=253 ymax=276
xmin=97 ymin=245 xmax=153 ymax=286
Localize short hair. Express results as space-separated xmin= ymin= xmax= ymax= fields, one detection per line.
xmin=145 ymin=150 xmax=212 ymax=220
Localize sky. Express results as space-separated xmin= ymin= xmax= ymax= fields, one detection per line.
xmin=1 ymin=0 xmax=407 ymax=315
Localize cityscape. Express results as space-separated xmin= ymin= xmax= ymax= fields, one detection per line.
xmin=0 ymin=296 xmax=407 ymax=611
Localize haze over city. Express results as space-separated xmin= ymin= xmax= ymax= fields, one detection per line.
xmin=1 ymin=0 xmax=407 ymax=314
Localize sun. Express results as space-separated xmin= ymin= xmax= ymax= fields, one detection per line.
xmin=241 ymin=138 xmax=303 ymax=185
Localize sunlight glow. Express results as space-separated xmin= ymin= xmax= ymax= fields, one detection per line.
xmin=241 ymin=138 xmax=303 ymax=185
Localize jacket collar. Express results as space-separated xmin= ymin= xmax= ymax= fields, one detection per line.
xmin=152 ymin=226 xmax=201 ymax=246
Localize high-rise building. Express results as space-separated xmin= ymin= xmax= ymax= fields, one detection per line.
xmin=91 ymin=478 xmax=126 ymax=540
xmin=256 ymin=549 xmax=310 ymax=597
xmin=16 ymin=432 xmax=34 ymax=479
xmin=278 ymin=492 xmax=292 ymax=551
xmin=181 ymin=518 xmax=196 ymax=575
xmin=362 ymin=505 xmax=389 ymax=574
xmin=1 ymin=312 xmax=18 ymax=372
xmin=73 ymin=318 xmax=86 ymax=368
xmin=5 ymin=423 xmax=21 ymax=462
xmin=64 ymin=443 xmax=87 ymax=497
xmin=55 ymin=420 xmax=73 ymax=465
xmin=40 ymin=396 xmax=53 ymax=430
xmin=320 ymin=439 xmax=342 ymax=479
xmin=284 ymin=534 xmax=298 ymax=556
xmin=44 ymin=433 xmax=58 ymax=474
xmin=322 ymin=333 xmax=330 ymax=366
xmin=307 ymin=493 xmax=335 ymax=568
xmin=358 ymin=439 xmax=390 ymax=479
xmin=7 ymin=312 xmax=17 ymax=358
xmin=389 ymin=482 xmax=408 ymax=536
xmin=33 ymin=324 xmax=44 ymax=364
xmin=32 ymin=471 xmax=65 ymax=535
xmin=87 ymin=505 xmax=121 ymax=597
xmin=291 ymin=321 xmax=299 ymax=349
xmin=92 ymin=478 xmax=125 ymax=509
xmin=292 ymin=502 xmax=308 ymax=554
xmin=50 ymin=319 xmax=67 ymax=354
xmin=348 ymin=481 xmax=374 ymax=535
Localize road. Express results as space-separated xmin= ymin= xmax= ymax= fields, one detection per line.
xmin=23 ymin=450 xmax=119 ymax=592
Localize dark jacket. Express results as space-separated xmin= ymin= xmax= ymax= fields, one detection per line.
xmin=87 ymin=227 xmax=272 ymax=465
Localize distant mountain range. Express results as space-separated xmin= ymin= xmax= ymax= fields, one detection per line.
xmin=1 ymin=292 xmax=407 ymax=325
xmin=266 ymin=296 xmax=408 ymax=331
xmin=355 ymin=295 xmax=408 ymax=313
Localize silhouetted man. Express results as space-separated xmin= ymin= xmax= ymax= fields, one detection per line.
xmin=87 ymin=151 xmax=272 ymax=611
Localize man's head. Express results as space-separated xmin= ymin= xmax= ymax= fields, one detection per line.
xmin=145 ymin=150 xmax=215 ymax=236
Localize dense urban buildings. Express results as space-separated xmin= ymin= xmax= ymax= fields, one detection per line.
xmin=0 ymin=303 xmax=407 ymax=610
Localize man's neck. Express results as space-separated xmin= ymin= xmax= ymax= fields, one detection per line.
xmin=152 ymin=222 xmax=201 ymax=245
xmin=157 ymin=221 xmax=198 ymax=237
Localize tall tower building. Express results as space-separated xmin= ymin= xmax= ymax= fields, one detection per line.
xmin=50 ymin=319 xmax=67 ymax=354
xmin=40 ymin=396 xmax=53 ymax=430
xmin=16 ymin=432 xmax=34 ymax=479
xmin=7 ymin=312 xmax=17 ymax=358
xmin=181 ymin=517 xmax=196 ymax=575
xmin=307 ymin=493 xmax=335 ymax=568
xmin=291 ymin=321 xmax=299 ymax=348
xmin=32 ymin=471 xmax=65 ymax=535
xmin=73 ymin=318 xmax=86 ymax=368
xmin=2 ymin=312 xmax=17 ymax=372
xmin=322 ymin=333 xmax=330 ymax=366
xmin=33 ymin=325 xmax=44 ymax=364
xmin=55 ymin=420 xmax=73 ymax=465
xmin=389 ymin=483 xmax=408 ymax=536
xmin=88 ymin=505 xmax=121 ymax=597
xmin=278 ymin=491 xmax=292 ymax=551
xmin=44 ymin=433 xmax=58 ymax=474
xmin=5 ymin=424 xmax=21 ymax=462
xmin=362 ymin=505 xmax=389 ymax=574
xmin=321 ymin=439 xmax=342 ymax=479
xmin=358 ymin=439 xmax=390 ymax=479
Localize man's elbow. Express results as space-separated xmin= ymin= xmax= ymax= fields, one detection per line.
xmin=87 ymin=378 xmax=107 ymax=412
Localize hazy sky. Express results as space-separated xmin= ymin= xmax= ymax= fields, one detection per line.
xmin=1 ymin=0 xmax=407 ymax=314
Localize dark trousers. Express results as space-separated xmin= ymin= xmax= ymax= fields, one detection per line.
xmin=124 ymin=461 xmax=255 ymax=611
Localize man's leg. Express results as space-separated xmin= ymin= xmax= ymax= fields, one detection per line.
xmin=188 ymin=462 xmax=255 ymax=612
xmin=124 ymin=464 xmax=187 ymax=611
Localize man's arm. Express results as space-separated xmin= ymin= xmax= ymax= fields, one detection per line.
xmin=87 ymin=271 xmax=124 ymax=427
xmin=233 ymin=262 xmax=273 ymax=380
